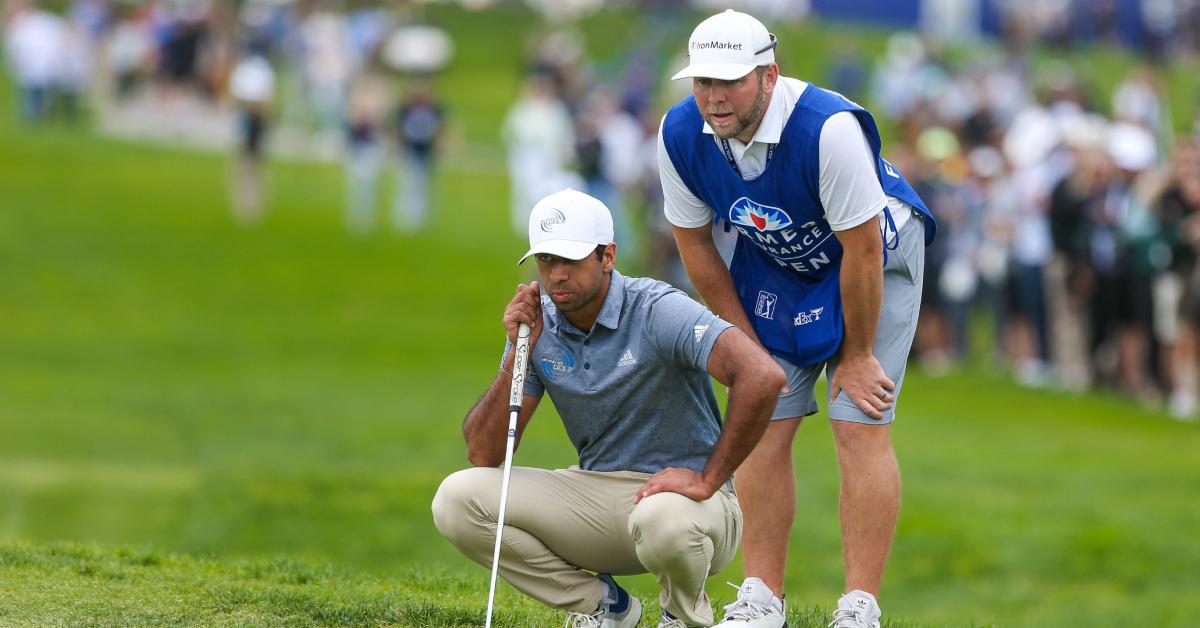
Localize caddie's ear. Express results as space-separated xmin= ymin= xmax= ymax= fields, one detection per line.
xmin=602 ymin=243 xmax=617 ymax=272
xmin=762 ymin=63 xmax=780 ymax=94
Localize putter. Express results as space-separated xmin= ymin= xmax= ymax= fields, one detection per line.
xmin=485 ymin=321 xmax=531 ymax=628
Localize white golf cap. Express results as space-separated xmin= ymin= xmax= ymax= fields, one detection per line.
xmin=518 ymin=188 xmax=614 ymax=265
xmin=671 ymin=9 xmax=776 ymax=81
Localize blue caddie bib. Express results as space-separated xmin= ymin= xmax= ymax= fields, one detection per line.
xmin=662 ymin=84 xmax=935 ymax=367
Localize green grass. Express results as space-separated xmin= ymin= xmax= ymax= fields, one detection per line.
xmin=2 ymin=5 xmax=1200 ymax=627
xmin=0 ymin=542 xmax=940 ymax=627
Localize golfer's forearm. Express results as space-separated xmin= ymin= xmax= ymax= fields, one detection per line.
xmin=839 ymin=241 xmax=883 ymax=358
xmin=462 ymin=357 xmax=517 ymax=466
xmin=700 ymin=373 xmax=782 ymax=492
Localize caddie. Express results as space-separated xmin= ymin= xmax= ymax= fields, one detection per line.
xmin=657 ymin=10 xmax=936 ymax=628
xmin=432 ymin=188 xmax=786 ymax=627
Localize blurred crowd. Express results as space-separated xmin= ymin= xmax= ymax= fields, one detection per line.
xmin=863 ymin=31 xmax=1200 ymax=419
xmin=3 ymin=0 xmax=451 ymax=229
xmin=1 ymin=0 xmax=95 ymax=122
xmin=988 ymin=0 xmax=1200 ymax=62
xmin=5 ymin=0 xmax=1200 ymax=417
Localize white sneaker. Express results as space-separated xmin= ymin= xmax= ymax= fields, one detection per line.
xmin=828 ymin=590 xmax=881 ymax=628
xmin=1169 ymin=390 xmax=1199 ymax=421
xmin=564 ymin=575 xmax=642 ymax=628
xmin=658 ymin=609 xmax=689 ymax=627
xmin=714 ymin=578 xmax=787 ymax=628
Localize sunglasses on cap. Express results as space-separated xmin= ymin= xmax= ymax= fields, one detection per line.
xmin=755 ymin=33 xmax=778 ymax=56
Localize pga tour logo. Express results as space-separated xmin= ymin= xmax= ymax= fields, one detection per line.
xmin=729 ymin=197 xmax=793 ymax=232
xmin=794 ymin=307 xmax=825 ymax=326
xmin=539 ymin=209 xmax=567 ymax=232
xmin=755 ymin=290 xmax=777 ymax=320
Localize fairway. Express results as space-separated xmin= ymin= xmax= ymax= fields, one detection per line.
xmin=2 ymin=6 xmax=1200 ymax=627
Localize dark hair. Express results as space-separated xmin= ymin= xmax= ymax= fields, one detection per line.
xmin=594 ymin=244 xmax=608 ymax=260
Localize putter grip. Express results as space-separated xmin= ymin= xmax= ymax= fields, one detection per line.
xmin=507 ymin=323 xmax=531 ymax=411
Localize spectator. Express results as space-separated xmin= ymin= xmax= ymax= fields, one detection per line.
xmin=1089 ymin=123 xmax=1161 ymax=398
xmin=393 ymin=77 xmax=446 ymax=232
xmin=106 ymin=11 xmax=153 ymax=100
xmin=227 ymin=44 xmax=276 ymax=225
xmin=971 ymin=145 xmax=1021 ymax=365
xmin=1113 ymin=66 xmax=1165 ymax=137
xmin=4 ymin=1 xmax=67 ymax=123
xmin=1048 ymin=117 xmax=1110 ymax=390
xmin=1156 ymin=138 xmax=1200 ymax=419
xmin=344 ymin=72 xmax=389 ymax=234
xmin=294 ymin=6 xmax=352 ymax=154
xmin=501 ymin=74 xmax=577 ymax=235
xmin=1003 ymin=104 xmax=1062 ymax=386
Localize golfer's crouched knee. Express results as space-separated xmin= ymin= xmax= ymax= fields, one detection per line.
xmin=431 ymin=467 xmax=495 ymax=553
xmin=627 ymin=492 xmax=707 ymax=567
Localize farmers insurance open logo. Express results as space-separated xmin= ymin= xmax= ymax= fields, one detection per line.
xmin=728 ymin=197 xmax=837 ymax=274
xmin=729 ymin=197 xmax=792 ymax=232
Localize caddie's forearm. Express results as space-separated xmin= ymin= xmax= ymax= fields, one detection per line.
xmin=839 ymin=244 xmax=883 ymax=358
xmin=683 ymin=247 xmax=762 ymax=346
xmin=461 ymin=353 xmax=517 ymax=466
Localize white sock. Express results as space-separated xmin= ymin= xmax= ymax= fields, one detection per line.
xmin=599 ymin=578 xmax=614 ymax=605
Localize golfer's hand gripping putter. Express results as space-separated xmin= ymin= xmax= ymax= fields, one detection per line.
xmin=485 ymin=322 xmax=531 ymax=627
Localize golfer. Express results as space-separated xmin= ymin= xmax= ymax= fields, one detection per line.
xmin=657 ymin=11 xmax=936 ymax=628
xmin=432 ymin=188 xmax=785 ymax=627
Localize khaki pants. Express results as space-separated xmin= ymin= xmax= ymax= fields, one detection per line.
xmin=431 ymin=466 xmax=742 ymax=626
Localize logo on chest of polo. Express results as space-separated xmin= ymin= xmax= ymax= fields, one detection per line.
xmin=727 ymin=197 xmax=838 ymax=274
xmin=539 ymin=347 xmax=575 ymax=381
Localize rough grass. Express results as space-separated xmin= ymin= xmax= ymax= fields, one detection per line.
xmin=0 ymin=542 xmax=948 ymax=627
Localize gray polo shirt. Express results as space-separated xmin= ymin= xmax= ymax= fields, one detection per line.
xmin=503 ymin=270 xmax=733 ymax=474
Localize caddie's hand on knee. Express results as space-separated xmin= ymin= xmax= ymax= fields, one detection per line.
xmin=635 ymin=467 xmax=717 ymax=503
xmin=829 ymin=353 xmax=895 ymax=420
xmin=503 ymin=281 xmax=544 ymax=349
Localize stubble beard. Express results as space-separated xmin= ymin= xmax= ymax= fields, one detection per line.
xmin=708 ymin=80 xmax=767 ymax=141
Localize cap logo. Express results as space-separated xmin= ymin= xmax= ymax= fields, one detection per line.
xmin=539 ymin=208 xmax=566 ymax=232
xmin=691 ymin=40 xmax=743 ymax=51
